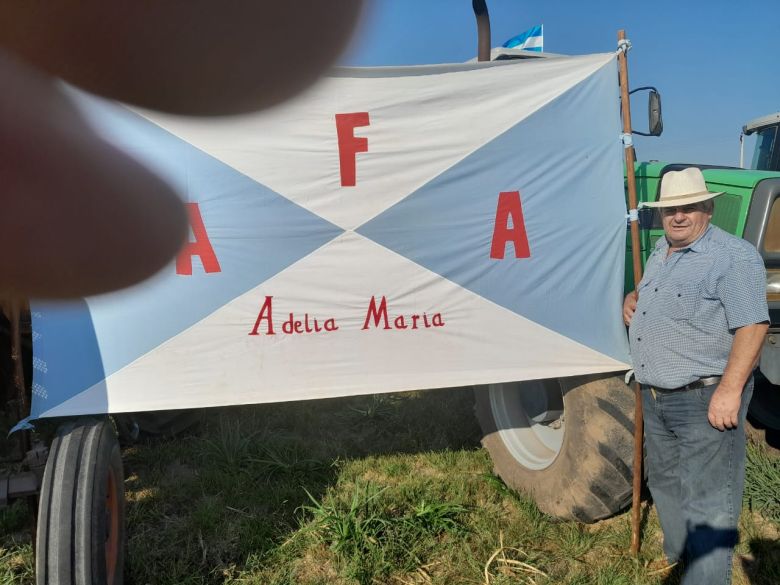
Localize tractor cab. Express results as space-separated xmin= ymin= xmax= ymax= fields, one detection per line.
xmin=743 ymin=112 xmax=780 ymax=171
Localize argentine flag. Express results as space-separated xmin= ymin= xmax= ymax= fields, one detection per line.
xmin=502 ymin=25 xmax=543 ymax=52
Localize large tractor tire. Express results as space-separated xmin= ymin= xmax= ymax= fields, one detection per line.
xmin=475 ymin=373 xmax=636 ymax=522
xmin=36 ymin=417 xmax=125 ymax=585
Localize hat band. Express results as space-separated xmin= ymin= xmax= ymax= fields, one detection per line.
xmin=659 ymin=190 xmax=713 ymax=202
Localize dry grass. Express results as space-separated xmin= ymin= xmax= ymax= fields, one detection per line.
xmin=1 ymin=388 xmax=778 ymax=584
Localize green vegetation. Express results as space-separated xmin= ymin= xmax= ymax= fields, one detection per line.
xmin=1 ymin=388 xmax=778 ymax=584
xmin=744 ymin=440 xmax=780 ymax=524
xmin=0 ymin=501 xmax=33 ymax=585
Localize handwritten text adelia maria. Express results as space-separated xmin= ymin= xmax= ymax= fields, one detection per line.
xmin=248 ymin=295 xmax=445 ymax=336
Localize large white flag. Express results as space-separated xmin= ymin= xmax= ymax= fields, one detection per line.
xmin=28 ymin=53 xmax=629 ymax=420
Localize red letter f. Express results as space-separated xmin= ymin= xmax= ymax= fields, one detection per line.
xmin=335 ymin=112 xmax=370 ymax=186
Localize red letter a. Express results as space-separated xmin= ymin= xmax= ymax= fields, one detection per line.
xmin=490 ymin=191 xmax=531 ymax=259
xmin=335 ymin=112 xmax=369 ymax=186
xmin=176 ymin=203 xmax=221 ymax=275
xmin=249 ymin=296 xmax=275 ymax=335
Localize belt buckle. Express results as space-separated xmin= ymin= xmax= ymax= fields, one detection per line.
xmin=684 ymin=376 xmax=721 ymax=391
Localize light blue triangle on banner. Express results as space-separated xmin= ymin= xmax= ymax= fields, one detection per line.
xmin=30 ymin=92 xmax=344 ymax=418
xmin=358 ymin=65 xmax=630 ymax=363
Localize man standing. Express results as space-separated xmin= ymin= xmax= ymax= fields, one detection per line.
xmin=623 ymin=167 xmax=768 ymax=584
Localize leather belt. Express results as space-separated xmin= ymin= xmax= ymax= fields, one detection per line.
xmin=645 ymin=376 xmax=722 ymax=393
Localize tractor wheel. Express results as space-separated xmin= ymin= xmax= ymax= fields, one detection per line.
xmin=36 ymin=417 xmax=125 ymax=585
xmin=475 ymin=373 xmax=636 ymax=522
xmin=747 ymin=373 xmax=780 ymax=452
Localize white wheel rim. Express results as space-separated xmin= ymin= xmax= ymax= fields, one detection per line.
xmin=488 ymin=380 xmax=565 ymax=470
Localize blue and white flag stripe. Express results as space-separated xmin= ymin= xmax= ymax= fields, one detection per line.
xmin=502 ymin=25 xmax=543 ymax=52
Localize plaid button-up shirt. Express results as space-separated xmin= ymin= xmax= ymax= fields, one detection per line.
xmin=629 ymin=224 xmax=769 ymax=389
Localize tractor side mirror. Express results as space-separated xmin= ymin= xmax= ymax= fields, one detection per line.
xmin=629 ymin=86 xmax=663 ymax=137
xmin=648 ymin=89 xmax=663 ymax=137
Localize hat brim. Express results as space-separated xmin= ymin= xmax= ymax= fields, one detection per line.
xmin=639 ymin=190 xmax=724 ymax=209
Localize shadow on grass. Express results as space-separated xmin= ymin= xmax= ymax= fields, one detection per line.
xmin=659 ymin=531 xmax=780 ymax=585
xmin=120 ymin=386 xmax=483 ymax=584
xmin=740 ymin=537 xmax=780 ymax=585
xmin=639 ymin=500 xmax=652 ymax=538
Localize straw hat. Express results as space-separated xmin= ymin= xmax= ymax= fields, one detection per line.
xmin=641 ymin=167 xmax=723 ymax=208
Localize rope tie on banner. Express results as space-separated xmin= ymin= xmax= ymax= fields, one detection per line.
xmin=626 ymin=208 xmax=639 ymax=222
xmin=617 ymin=38 xmax=632 ymax=54
xmin=621 ymin=133 xmax=634 ymax=148
xmin=625 ymin=370 xmax=635 ymax=385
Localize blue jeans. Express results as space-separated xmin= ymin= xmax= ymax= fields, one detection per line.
xmin=642 ymin=379 xmax=753 ymax=585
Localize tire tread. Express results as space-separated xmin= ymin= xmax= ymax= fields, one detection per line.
xmin=35 ymin=418 xmax=125 ymax=585
xmin=475 ymin=374 xmax=638 ymax=523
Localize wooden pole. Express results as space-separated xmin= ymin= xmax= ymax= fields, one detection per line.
xmin=9 ymin=298 xmax=31 ymax=456
xmin=617 ymin=29 xmax=645 ymax=556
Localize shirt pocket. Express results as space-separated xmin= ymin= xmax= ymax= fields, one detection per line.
xmin=666 ymin=282 xmax=701 ymax=321
xmin=637 ymin=278 xmax=654 ymax=295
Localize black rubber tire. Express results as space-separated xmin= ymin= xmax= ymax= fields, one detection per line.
xmin=36 ymin=417 xmax=125 ymax=585
xmin=745 ymin=373 xmax=780 ymax=452
xmin=748 ymin=373 xmax=780 ymax=431
xmin=475 ymin=373 xmax=637 ymax=522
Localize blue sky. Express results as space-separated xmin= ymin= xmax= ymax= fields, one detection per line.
xmin=340 ymin=0 xmax=779 ymax=167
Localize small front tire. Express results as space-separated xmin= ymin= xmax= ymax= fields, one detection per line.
xmin=36 ymin=417 xmax=125 ymax=585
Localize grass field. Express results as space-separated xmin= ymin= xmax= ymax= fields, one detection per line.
xmin=1 ymin=387 xmax=779 ymax=584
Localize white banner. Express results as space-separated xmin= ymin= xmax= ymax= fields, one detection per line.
xmin=29 ymin=53 xmax=630 ymax=419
